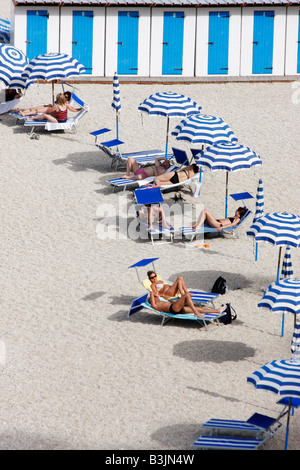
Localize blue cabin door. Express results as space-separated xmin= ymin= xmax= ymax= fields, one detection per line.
xmin=26 ymin=10 xmax=48 ymax=60
xmin=117 ymin=11 xmax=139 ymax=75
xmin=208 ymin=11 xmax=229 ymax=75
xmin=252 ymin=11 xmax=274 ymax=74
xmin=297 ymin=11 xmax=300 ymax=73
xmin=162 ymin=12 xmax=184 ymax=75
xmin=72 ymin=11 xmax=93 ymax=74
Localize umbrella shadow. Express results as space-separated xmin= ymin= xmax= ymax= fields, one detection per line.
xmin=173 ymin=339 xmax=256 ymax=363
xmin=169 ymin=269 xmax=253 ymax=291
xmin=80 ymin=291 xmax=106 ymax=302
xmin=52 ymin=151 xmax=109 ymax=173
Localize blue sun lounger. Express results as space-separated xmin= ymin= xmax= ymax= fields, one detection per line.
xmin=192 ymin=434 xmax=272 ymax=450
xmin=180 ymin=207 xmax=252 ymax=242
xmin=128 ymin=293 xmax=225 ymax=328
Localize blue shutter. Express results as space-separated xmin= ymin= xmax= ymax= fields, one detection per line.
xmin=297 ymin=11 xmax=300 ymax=73
xmin=208 ymin=11 xmax=229 ymax=75
xmin=162 ymin=12 xmax=184 ymax=75
xmin=252 ymin=11 xmax=274 ymax=74
xmin=26 ymin=10 xmax=48 ymax=60
xmin=117 ymin=11 xmax=139 ymax=75
xmin=72 ymin=11 xmax=94 ymax=74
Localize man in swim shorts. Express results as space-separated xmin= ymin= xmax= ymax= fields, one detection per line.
xmin=121 ymin=156 xmax=171 ymax=180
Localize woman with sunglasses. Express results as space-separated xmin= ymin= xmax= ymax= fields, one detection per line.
xmin=147 ymin=271 xmax=190 ymax=299
xmin=149 ymin=291 xmax=227 ymax=318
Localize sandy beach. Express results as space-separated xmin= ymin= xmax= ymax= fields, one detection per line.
xmin=0 ymin=78 xmax=299 ymax=451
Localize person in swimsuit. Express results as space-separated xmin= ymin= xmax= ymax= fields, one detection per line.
xmin=26 ymin=93 xmax=82 ymax=123
xmin=121 ymin=156 xmax=171 ymax=180
xmin=153 ymin=163 xmax=200 ymax=186
xmin=138 ymin=204 xmax=172 ymax=231
xmin=192 ymin=207 xmax=247 ymax=232
xmin=17 ymin=91 xmax=80 ymax=117
xmin=149 ymin=291 xmax=227 ymax=318
xmin=147 ymin=271 xmax=190 ymax=298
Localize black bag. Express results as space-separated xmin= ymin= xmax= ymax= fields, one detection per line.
xmin=220 ymin=303 xmax=237 ymax=325
xmin=211 ymin=276 xmax=227 ymax=295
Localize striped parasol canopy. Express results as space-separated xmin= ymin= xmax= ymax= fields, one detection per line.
xmin=138 ymin=92 xmax=201 ymax=156
xmin=172 ymin=114 xmax=237 ymax=146
xmin=247 ymin=178 xmax=264 ymax=260
xmin=0 ymin=19 xmax=10 ymax=44
xmin=111 ymin=72 xmax=121 ymax=139
xmin=247 ymin=359 xmax=300 ymax=449
xmin=22 ymin=52 xmax=85 ymax=101
xmin=195 ymin=142 xmax=262 ymax=216
xmin=0 ymin=43 xmax=29 ymax=86
xmin=281 ymin=246 xmax=294 ymax=279
xmin=291 ymin=315 xmax=300 ymax=354
xmin=248 ymin=212 xmax=300 ymax=248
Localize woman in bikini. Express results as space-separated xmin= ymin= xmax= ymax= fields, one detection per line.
xmin=192 ymin=207 xmax=247 ymax=232
xmin=149 ymin=291 xmax=227 ymax=318
xmin=17 ymin=91 xmax=78 ymax=117
xmin=26 ymin=93 xmax=81 ymax=123
xmin=121 ymin=156 xmax=171 ymax=180
xmin=147 ymin=271 xmax=190 ymax=299
xmin=153 ymin=163 xmax=199 ymax=186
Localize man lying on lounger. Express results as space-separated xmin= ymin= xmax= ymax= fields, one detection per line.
xmin=153 ymin=163 xmax=200 ymax=186
xmin=149 ymin=291 xmax=227 ymax=319
xmin=121 ymin=156 xmax=171 ymax=180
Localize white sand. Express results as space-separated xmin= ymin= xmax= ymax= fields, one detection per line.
xmin=0 ymin=78 xmax=299 ymax=450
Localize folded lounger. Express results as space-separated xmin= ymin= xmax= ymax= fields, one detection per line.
xmin=0 ymin=98 xmax=21 ymax=115
xmin=180 ymin=206 xmax=252 ymax=241
xmin=192 ymin=434 xmax=272 ymax=450
xmin=128 ymin=293 xmax=225 ymax=329
xmin=91 ymin=127 xmax=173 ymax=170
xmin=199 ymin=412 xmax=283 ymax=438
xmin=21 ymin=93 xmax=89 ymax=135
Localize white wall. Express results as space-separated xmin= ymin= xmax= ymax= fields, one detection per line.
xmin=195 ymin=7 xmax=241 ymax=77
xmin=285 ymin=6 xmax=300 ymax=75
xmin=105 ymin=7 xmax=151 ymax=77
xmin=150 ymin=8 xmax=196 ymax=77
xmin=240 ymin=6 xmax=287 ymax=76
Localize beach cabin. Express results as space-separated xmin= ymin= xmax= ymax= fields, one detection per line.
xmin=10 ymin=0 xmax=300 ymax=77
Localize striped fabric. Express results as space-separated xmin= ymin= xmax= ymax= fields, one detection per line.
xmin=0 ymin=44 xmax=29 ymax=87
xmin=172 ymin=114 xmax=237 ymax=145
xmin=247 ymin=178 xmax=264 ymax=237
xmin=196 ymin=142 xmax=261 ymax=171
xmin=0 ymin=18 xmax=10 ymax=43
xmin=247 ymin=212 xmax=300 ymax=247
xmin=258 ymin=278 xmax=300 ymax=315
xmin=281 ymin=246 xmax=294 ymax=279
xmin=247 ymin=359 xmax=300 ymax=398
xmin=138 ymin=92 xmax=201 ymax=117
xmin=111 ymin=72 xmax=121 ymax=113
xmin=22 ymin=52 xmax=85 ymax=82
xmin=291 ymin=315 xmax=300 ymax=353
xmin=193 ymin=435 xmax=267 ymax=450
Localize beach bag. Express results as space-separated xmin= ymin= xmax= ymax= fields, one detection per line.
xmin=220 ymin=303 xmax=237 ymax=325
xmin=211 ymin=276 xmax=227 ymax=295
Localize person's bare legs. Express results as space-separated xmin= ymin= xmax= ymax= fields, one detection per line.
xmin=171 ymin=293 xmax=202 ymax=317
xmin=193 ymin=209 xmax=221 ymax=231
xmin=121 ymin=157 xmax=140 ymax=178
xmin=18 ymin=105 xmax=51 ymax=117
xmin=165 ymin=276 xmax=189 ymax=297
xmin=182 ymin=303 xmax=227 ymax=318
xmin=28 ymin=113 xmax=58 ymax=123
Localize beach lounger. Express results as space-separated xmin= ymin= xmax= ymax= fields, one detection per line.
xmin=180 ymin=206 xmax=252 ymax=242
xmin=21 ymin=93 xmax=89 ymax=135
xmin=134 ymin=187 xmax=174 ymax=244
xmin=192 ymin=434 xmax=272 ymax=450
xmin=128 ymin=293 xmax=225 ymax=329
xmin=91 ymin=127 xmax=174 ymax=170
xmin=200 ymin=412 xmax=283 ymax=438
xmin=0 ymin=98 xmax=21 ymax=115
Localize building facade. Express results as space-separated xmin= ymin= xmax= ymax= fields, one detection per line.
xmin=11 ymin=0 xmax=300 ymax=77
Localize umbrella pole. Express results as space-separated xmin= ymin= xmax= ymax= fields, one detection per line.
xmin=116 ymin=112 xmax=119 ymax=140
xmin=165 ymin=116 xmax=170 ymax=158
xmin=225 ymin=172 xmax=229 ymax=218
xmin=284 ymin=398 xmax=292 ymax=450
xmin=277 ymin=247 xmax=286 ymax=337
xmin=52 ymin=81 xmax=54 ymax=104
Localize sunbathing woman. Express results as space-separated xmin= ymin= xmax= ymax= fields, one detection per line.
xmin=17 ymin=91 xmax=79 ymax=117
xmin=138 ymin=204 xmax=172 ymax=231
xmin=26 ymin=93 xmax=80 ymax=124
xmin=192 ymin=207 xmax=247 ymax=232
xmin=153 ymin=163 xmax=199 ymax=186
xmin=147 ymin=271 xmax=189 ymax=299
xmin=121 ymin=156 xmax=171 ymax=180
xmin=149 ymin=291 xmax=227 ymax=319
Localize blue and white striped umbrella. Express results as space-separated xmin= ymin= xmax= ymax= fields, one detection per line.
xmin=258 ymin=278 xmax=300 ymax=337
xmin=281 ymin=246 xmax=294 ymax=279
xmin=138 ymin=92 xmax=201 ymax=156
xmin=248 ymin=212 xmax=300 ymax=249
xmin=0 ymin=44 xmax=29 ymax=87
xmin=196 ymin=142 xmax=262 ymax=216
xmin=172 ymin=114 xmax=237 ymax=146
xmin=247 ymin=359 xmax=300 ymax=449
xmin=247 ymin=178 xmax=264 ymax=260
xmin=111 ymin=72 xmax=121 ymax=139
xmin=0 ymin=19 xmax=10 ymax=44
xmin=291 ymin=315 xmax=300 ymax=354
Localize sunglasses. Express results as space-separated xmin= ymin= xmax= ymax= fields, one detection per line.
xmin=150 ymin=275 xmax=157 ymax=280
